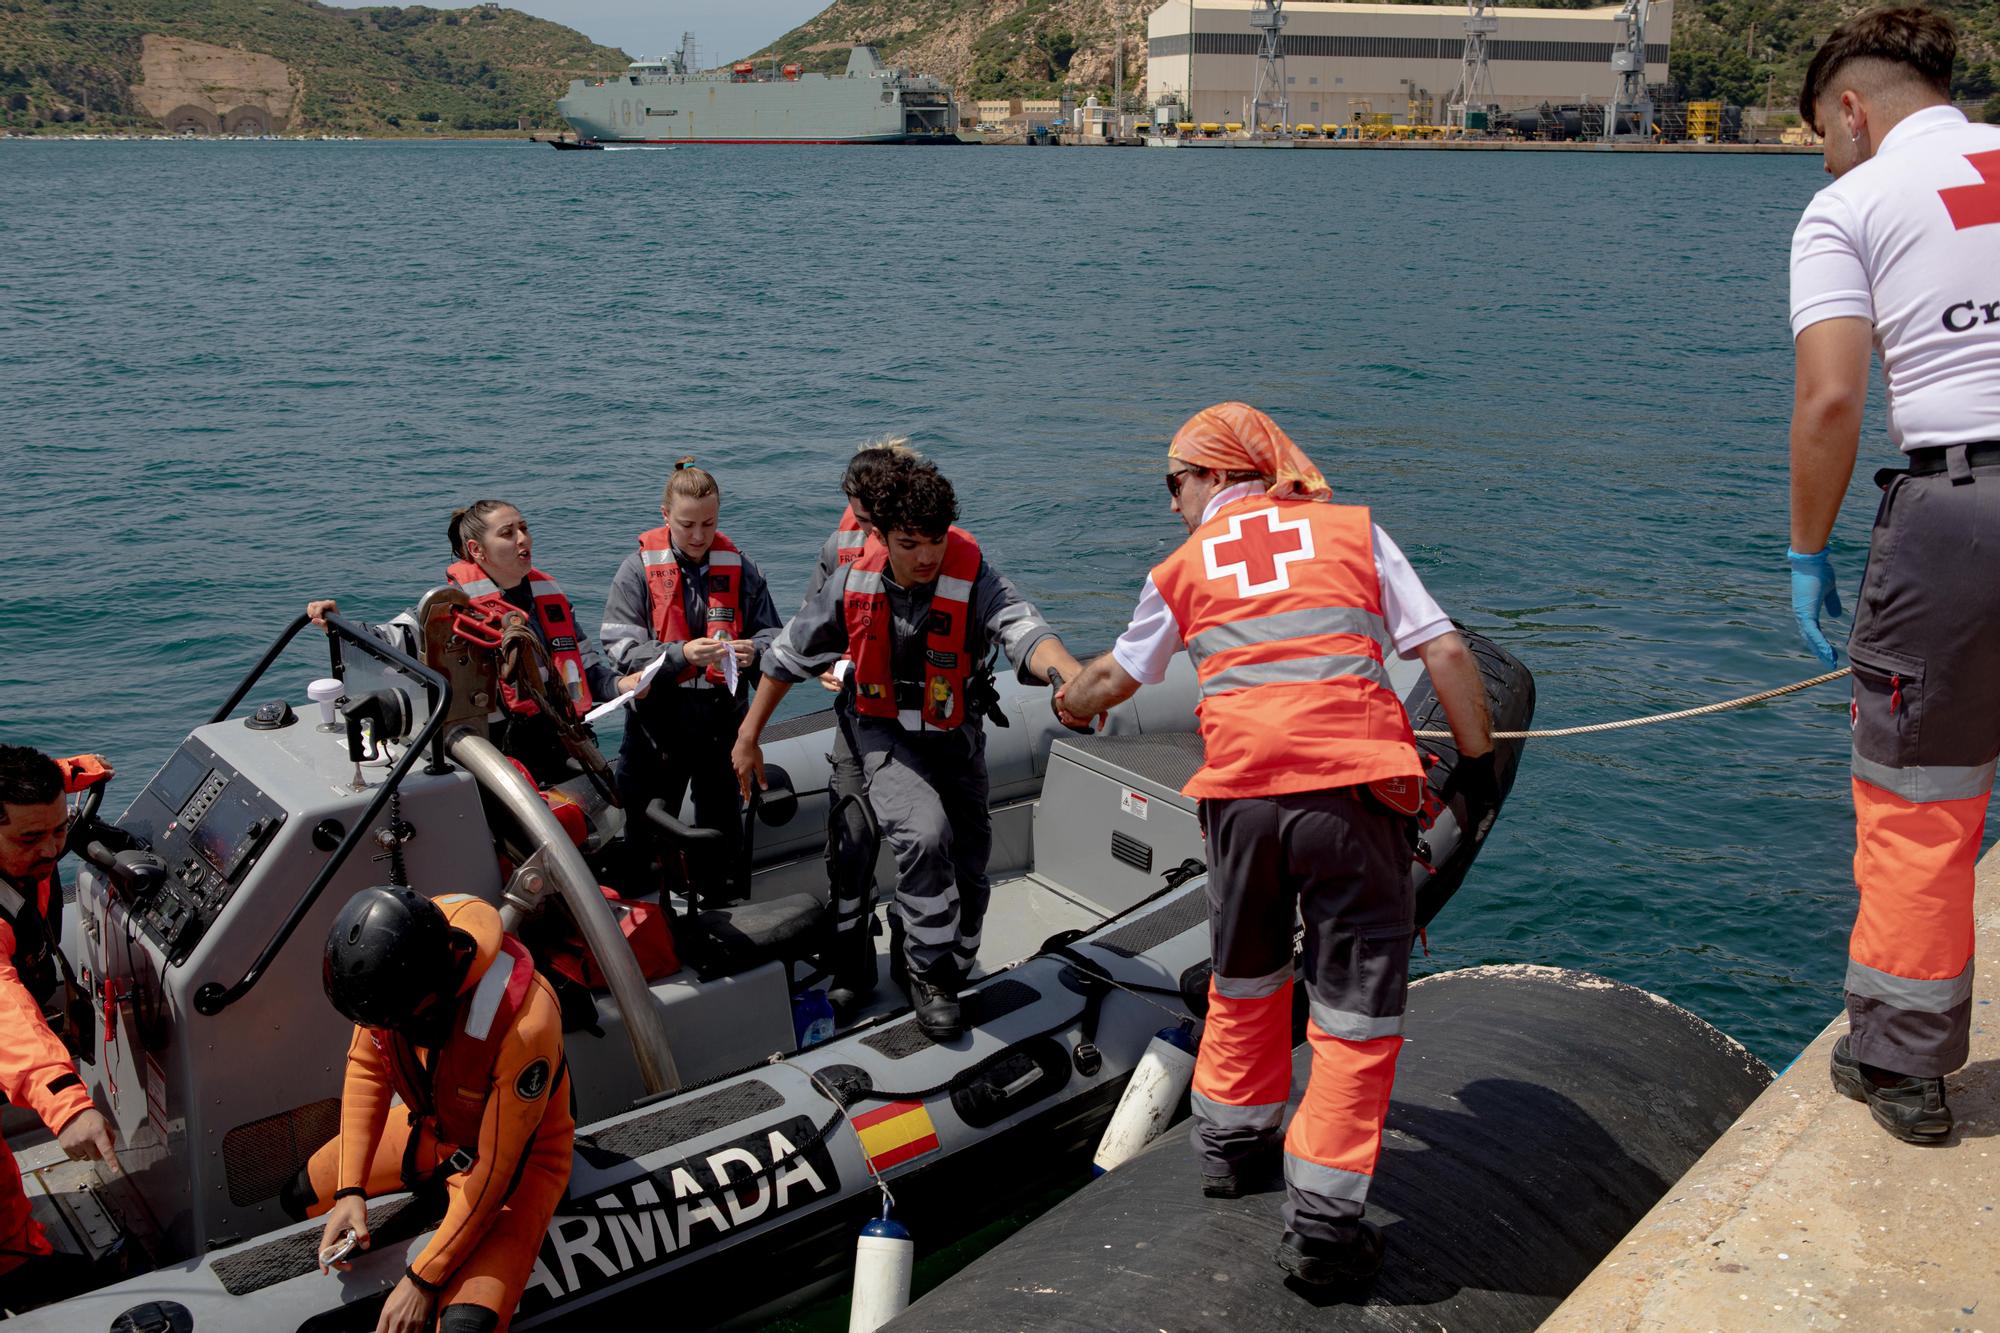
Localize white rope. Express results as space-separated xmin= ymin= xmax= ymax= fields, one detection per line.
xmin=1413 ymin=667 xmax=1852 ymax=741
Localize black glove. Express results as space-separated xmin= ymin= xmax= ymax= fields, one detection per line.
xmin=1441 ymin=751 xmax=1501 ymax=845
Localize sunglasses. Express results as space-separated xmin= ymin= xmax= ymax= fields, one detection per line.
xmin=1165 ymin=466 xmax=1202 ymax=499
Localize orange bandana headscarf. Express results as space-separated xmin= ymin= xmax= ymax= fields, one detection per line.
xmin=1168 ymin=402 xmax=1331 ymax=501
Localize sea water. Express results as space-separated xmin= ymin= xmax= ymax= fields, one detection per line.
xmin=0 ymin=139 xmax=1911 ymax=1072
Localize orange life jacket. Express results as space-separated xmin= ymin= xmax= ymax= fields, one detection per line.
xmin=638 ymin=527 xmax=743 ymax=687
xmin=844 ymin=528 xmax=980 ymax=730
xmin=444 ymin=560 xmax=593 ymax=715
xmin=1152 ymin=496 xmax=1419 ymax=800
xmin=369 ymin=896 xmax=538 ymax=1152
xmin=833 ymin=504 xmax=868 ymax=566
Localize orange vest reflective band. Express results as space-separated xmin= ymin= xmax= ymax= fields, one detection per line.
xmin=445 ymin=560 xmax=593 ymax=715
xmin=845 ymin=527 xmax=980 ymax=730
xmin=371 ymin=899 xmax=537 ymax=1151
xmin=637 ymin=528 xmax=742 ymax=687
xmin=833 ymin=505 xmax=868 ymax=566
xmin=1151 ymin=497 xmax=1418 ymax=800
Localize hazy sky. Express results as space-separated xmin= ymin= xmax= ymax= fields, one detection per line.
xmin=324 ymin=2 xmax=829 ymax=62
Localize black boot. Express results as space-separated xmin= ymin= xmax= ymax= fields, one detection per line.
xmin=825 ymin=924 xmax=879 ymax=1017
xmin=1275 ymin=1223 xmax=1384 ymax=1286
xmin=1201 ymin=1139 xmax=1281 ymax=1199
xmin=1830 ymin=1035 xmax=1952 ymax=1143
xmin=905 ymin=971 xmax=962 ymax=1042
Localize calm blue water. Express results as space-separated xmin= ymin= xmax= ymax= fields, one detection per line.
xmin=0 ymin=140 xmax=1918 ymax=1072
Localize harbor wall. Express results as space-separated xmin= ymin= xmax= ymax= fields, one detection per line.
xmin=1546 ymin=842 xmax=2000 ymax=1330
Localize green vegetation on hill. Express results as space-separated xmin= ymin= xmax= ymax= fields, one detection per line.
xmin=0 ymin=0 xmax=630 ymax=132
xmin=749 ymin=0 xmax=2000 ymax=114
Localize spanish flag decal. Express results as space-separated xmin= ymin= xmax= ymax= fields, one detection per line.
xmin=852 ymin=1100 xmax=941 ymax=1171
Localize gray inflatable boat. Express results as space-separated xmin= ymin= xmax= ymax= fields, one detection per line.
xmin=10 ymin=592 xmax=1530 ymax=1331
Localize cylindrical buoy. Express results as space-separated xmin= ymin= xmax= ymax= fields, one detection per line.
xmin=847 ymin=1213 xmax=914 ymax=1333
xmin=1091 ymin=1023 xmax=1197 ymax=1176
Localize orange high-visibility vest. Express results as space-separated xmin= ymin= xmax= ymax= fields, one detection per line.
xmin=637 ymin=528 xmax=743 ymax=687
xmin=365 ymin=896 xmax=538 ymax=1152
xmin=845 ymin=528 xmax=980 ymax=730
xmin=1151 ymin=496 xmax=1419 ymax=800
xmin=445 ymin=560 xmax=593 ymax=714
xmin=833 ymin=505 xmax=868 ymax=567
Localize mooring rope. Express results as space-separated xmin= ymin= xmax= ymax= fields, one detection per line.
xmin=1412 ymin=667 xmax=1852 ymax=741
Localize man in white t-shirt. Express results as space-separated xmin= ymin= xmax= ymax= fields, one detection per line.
xmin=1786 ymin=6 xmax=2000 ymax=1144
xmin=1056 ymin=402 xmax=1494 ymax=1287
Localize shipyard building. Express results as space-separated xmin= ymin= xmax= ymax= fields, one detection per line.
xmin=1146 ymin=0 xmax=1672 ymax=127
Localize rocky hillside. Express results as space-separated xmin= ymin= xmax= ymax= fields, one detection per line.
xmin=750 ymin=0 xmax=2000 ymax=114
xmin=0 ymin=0 xmax=630 ymax=132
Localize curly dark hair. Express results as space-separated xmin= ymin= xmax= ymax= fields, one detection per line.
xmin=869 ymin=455 xmax=958 ymax=541
xmin=0 ymin=745 xmax=62 ymax=823
xmin=1799 ymin=7 xmax=1954 ymax=129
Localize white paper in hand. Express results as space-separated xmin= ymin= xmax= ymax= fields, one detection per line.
xmin=718 ymin=639 xmax=741 ymax=696
xmin=583 ymin=653 xmax=669 ymax=724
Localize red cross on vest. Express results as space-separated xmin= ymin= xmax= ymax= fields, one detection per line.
xmin=1940 ymin=150 xmax=2000 ymax=231
xmin=1201 ymin=505 xmax=1316 ymax=598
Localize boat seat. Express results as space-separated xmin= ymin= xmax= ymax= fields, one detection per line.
xmin=687 ymin=892 xmax=830 ymax=979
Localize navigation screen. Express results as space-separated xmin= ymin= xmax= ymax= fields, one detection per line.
xmin=191 ymin=789 xmax=261 ymax=874
xmin=152 ymin=749 xmax=212 ymax=815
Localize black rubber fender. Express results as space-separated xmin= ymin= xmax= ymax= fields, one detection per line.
xmin=1410 ymin=630 xmax=1535 ymax=929
xmin=887 ymin=966 xmax=1769 ymax=1333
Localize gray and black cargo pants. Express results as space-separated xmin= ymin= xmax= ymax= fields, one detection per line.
xmin=1845 ymin=441 xmax=2000 ymax=1078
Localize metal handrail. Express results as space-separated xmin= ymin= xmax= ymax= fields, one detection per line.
xmin=192 ymin=613 xmax=453 ymax=1016
xmin=452 ymin=730 xmax=680 ymax=1094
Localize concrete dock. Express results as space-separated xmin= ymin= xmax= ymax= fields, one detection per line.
xmin=1545 ymin=844 xmax=2000 ymax=1331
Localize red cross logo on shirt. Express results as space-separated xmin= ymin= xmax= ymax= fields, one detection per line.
xmin=1202 ymin=507 xmax=1315 ymax=598
xmin=1940 ymin=150 xmax=2000 ymax=231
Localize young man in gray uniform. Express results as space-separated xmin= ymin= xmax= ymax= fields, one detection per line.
xmin=733 ymin=458 xmax=1084 ymax=1039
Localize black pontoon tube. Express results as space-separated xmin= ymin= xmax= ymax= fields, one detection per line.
xmin=887 ymin=965 xmax=1771 ymax=1332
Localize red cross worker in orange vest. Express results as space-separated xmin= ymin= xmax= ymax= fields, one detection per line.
xmin=0 ymin=745 xmax=123 ymax=1313
xmin=1786 ymin=8 xmax=2000 ymax=1143
xmin=1056 ymin=403 xmax=1497 ymax=1286
xmin=284 ymin=887 xmax=572 ymax=1333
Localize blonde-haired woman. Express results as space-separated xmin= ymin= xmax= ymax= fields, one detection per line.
xmin=598 ymin=460 xmax=782 ymax=898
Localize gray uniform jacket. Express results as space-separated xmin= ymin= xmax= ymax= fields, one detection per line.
xmin=763 ymin=555 xmax=1058 ymax=723
xmin=598 ymin=543 xmax=783 ymax=683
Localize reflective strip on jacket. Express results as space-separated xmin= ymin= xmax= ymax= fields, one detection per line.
xmin=1150 ymin=496 xmax=1418 ymax=799
xmin=445 ymin=560 xmax=594 ymax=714
xmin=638 ymin=527 xmax=743 ymax=688
xmin=833 ymin=505 xmax=868 ymax=566
xmin=844 ymin=527 xmax=981 ymax=730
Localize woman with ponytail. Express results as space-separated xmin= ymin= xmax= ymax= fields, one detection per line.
xmin=305 ymin=498 xmax=622 ymax=786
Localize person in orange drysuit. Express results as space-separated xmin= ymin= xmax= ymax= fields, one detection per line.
xmin=0 ymin=745 xmax=123 ymax=1310
xmin=284 ymin=887 xmax=571 ymax=1333
xmin=1055 ymin=405 xmax=1498 ymax=1286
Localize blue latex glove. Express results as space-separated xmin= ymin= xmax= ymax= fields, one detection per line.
xmin=1787 ymin=547 xmax=1843 ymax=667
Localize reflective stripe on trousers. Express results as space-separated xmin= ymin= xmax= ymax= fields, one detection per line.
xmin=1843 ymin=453 xmax=2000 ymax=1078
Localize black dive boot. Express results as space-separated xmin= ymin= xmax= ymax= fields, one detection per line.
xmin=1276 ymin=1222 xmax=1384 ymax=1286
xmin=1830 ymin=1035 xmax=1952 ymax=1143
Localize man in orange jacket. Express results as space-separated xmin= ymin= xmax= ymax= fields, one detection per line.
xmin=284 ymin=887 xmax=571 ymax=1333
xmin=1057 ymin=404 xmax=1497 ymax=1285
xmin=0 ymin=745 xmax=123 ymax=1307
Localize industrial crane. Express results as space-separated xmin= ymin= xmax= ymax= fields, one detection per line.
xmin=1604 ymin=0 xmax=1654 ymax=141
xmin=1448 ymin=0 xmax=1498 ymax=135
xmin=1248 ymin=0 xmax=1288 ymax=137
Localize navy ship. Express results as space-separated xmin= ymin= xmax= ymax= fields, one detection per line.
xmin=557 ymin=40 xmax=959 ymax=145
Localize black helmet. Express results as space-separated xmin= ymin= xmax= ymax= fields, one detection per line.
xmin=322 ymin=886 xmax=453 ymax=1031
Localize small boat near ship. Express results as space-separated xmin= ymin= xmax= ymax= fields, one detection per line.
xmin=11 ymin=590 xmax=1528 ymax=1330
xmin=557 ymin=40 xmax=961 ymax=147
